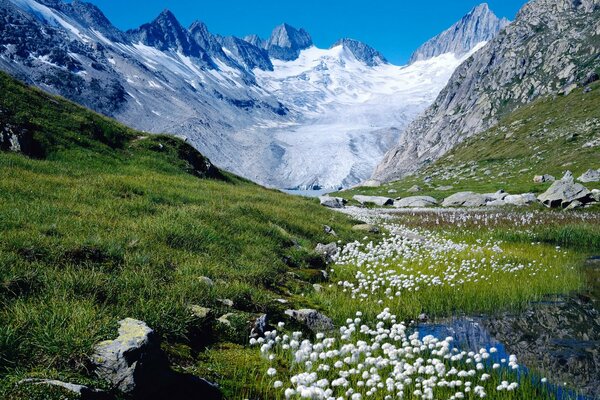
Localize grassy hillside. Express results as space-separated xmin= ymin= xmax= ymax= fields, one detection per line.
xmin=339 ymin=81 xmax=600 ymax=201
xmin=0 ymin=72 xmax=365 ymax=398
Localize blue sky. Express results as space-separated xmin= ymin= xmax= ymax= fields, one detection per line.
xmin=82 ymin=0 xmax=526 ymax=65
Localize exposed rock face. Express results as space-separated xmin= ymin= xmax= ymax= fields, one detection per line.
xmin=284 ymin=309 xmax=334 ymax=332
xmin=353 ymin=195 xmax=394 ymax=206
xmin=442 ymin=192 xmax=488 ymax=207
xmin=503 ymin=193 xmax=538 ymax=206
xmin=374 ymin=0 xmax=600 ymax=182
xmin=394 ymin=196 xmax=438 ymax=208
xmin=332 ymin=38 xmax=387 ymax=66
xmin=410 ymin=3 xmax=509 ymax=63
xmin=216 ymin=35 xmax=273 ymax=71
xmin=264 ymin=23 xmax=312 ymax=61
xmin=92 ymin=318 xmax=222 ymax=399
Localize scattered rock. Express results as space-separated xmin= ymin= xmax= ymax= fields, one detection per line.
xmin=423 ymin=176 xmax=432 ymax=184
xmin=582 ymin=71 xmax=599 ymax=86
xmin=504 ymin=193 xmax=538 ymax=206
xmin=562 ymin=170 xmax=574 ymax=182
xmin=189 ymin=305 xmax=211 ymax=319
xmin=217 ymin=298 xmax=234 ymax=307
xmin=484 ymin=190 xmax=508 ymax=201
xmin=418 ymin=313 xmax=429 ymax=323
xmin=436 ymin=186 xmax=454 ymax=191
xmin=284 ymin=309 xmax=334 ymax=332
xmin=578 ymin=169 xmax=600 ymax=183
xmin=538 ymin=176 xmax=592 ymax=208
xmin=323 ymin=225 xmax=337 ymax=237
xmin=319 ymin=196 xmax=346 ymax=209
xmin=407 ymin=185 xmax=422 ymax=193
xmin=313 ymin=283 xmax=324 ymax=293
xmin=353 ymin=195 xmax=394 ymax=207
xmin=315 ymin=243 xmax=338 ymax=263
xmin=442 ymin=192 xmax=487 ymax=207
xmin=362 ymin=179 xmax=381 ymax=187
xmin=584 ymin=86 xmax=592 ymax=93
xmin=483 ymin=169 xmax=492 ymax=176
xmin=199 ymin=276 xmax=214 ymax=286
xmin=591 ymin=189 xmax=600 ymax=202
xmin=560 ymin=83 xmax=578 ymax=96
xmin=388 ymin=189 xmax=398 ymax=194
xmin=533 ymin=174 xmax=555 ymax=183
xmin=217 ymin=313 xmax=236 ymax=327
xmin=486 ymin=199 xmax=506 ymax=207
xmin=352 ymin=224 xmax=380 ymax=234
xmin=250 ymin=314 xmax=273 ymax=339
xmin=18 ymin=379 xmax=111 ymax=400
xmin=394 ymin=196 xmax=438 ymax=208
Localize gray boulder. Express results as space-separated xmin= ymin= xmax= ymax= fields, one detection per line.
xmin=486 ymin=199 xmax=506 ymax=207
xmin=319 ymin=196 xmax=346 ymax=209
xmin=361 ymin=179 xmax=382 ymax=187
xmin=538 ymin=178 xmax=592 ymax=208
xmin=92 ymin=318 xmax=222 ymax=399
xmin=504 ymin=193 xmax=538 ymax=206
xmin=394 ymin=196 xmax=438 ymax=208
xmin=565 ymin=200 xmax=584 ymax=210
xmin=533 ymin=174 xmax=555 ymax=183
xmin=436 ymin=185 xmax=454 ymax=191
xmin=484 ymin=190 xmax=508 ymax=201
xmin=578 ymin=169 xmax=600 ymax=183
xmin=323 ymin=225 xmax=337 ymax=236
xmin=315 ymin=243 xmax=338 ymax=263
xmin=352 ymin=224 xmax=380 ymax=233
xmin=442 ymin=192 xmax=487 ymax=207
xmin=591 ymin=189 xmax=600 ymax=202
xmin=353 ymin=195 xmax=394 ymax=206
xmin=285 ymin=309 xmax=334 ymax=332
xmin=407 ymin=185 xmax=423 ymax=193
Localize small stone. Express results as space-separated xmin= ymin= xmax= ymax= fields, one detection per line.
xmin=217 ymin=298 xmax=234 ymax=307
xmin=285 ymin=309 xmax=334 ymax=332
xmin=315 ymin=243 xmax=338 ymax=263
xmin=189 ymin=305 xmax=211 ymax=319
xmin=353 ymin=195 xmax=394 ymax=207
xmin=578 ymin=169 xmax=600 ymax=183
xmin=199 ymin=276 xmax=214 ymax=286
xmin=323 ymin=225 xmax=337 ymax=236
xmin=319 ymin=196 xmax=346 ymax=209
xmin=436 ymin=185 xmax=454 ymax=191
xmin=217 ymin=313 xmax=235 ymax=327
xmin=313 ymin=284 xmax=324 ymax=292
xmin=407 ymin=185 xmax=422 ymax=193
xmin=533 ymin=174 xmax=555 ymax=183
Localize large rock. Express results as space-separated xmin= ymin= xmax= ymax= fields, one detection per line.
xmin=92 ymin=318 xmax=222 ymax=399
xmin=285 ymin=309 xmax=334 ymax=332
xmin=353 ymin=195 xmax=394 ymax=206
xmin=442 ymin=192 xmax=487 ymax=207
xmin=578 ymin=169 xmax=600 ymax=183
xmin=315 ymin=243 xmax=338 ymax=263
xmin=352 ymin=224 xmax=380 ymax=233
xmin=534 ymin=174 xmax=555 ymax=183
xmin=483 ymin=190 xmax=508 ymax=201
xmin=538 ymin=178 xmax=592 ymax=208
xmin=394 ymin=196 xmax=438 ymax=208
xmin=504 ymin=193 xmax=538 ymax=206
xmin=319 ymin=196 xmax=346 ymax=209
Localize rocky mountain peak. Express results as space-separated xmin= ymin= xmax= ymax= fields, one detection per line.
xmin=265 ymin=23 xmax=313 ymax=60
xmin=66 ymin=0 xmax=127 ymax=42
xmin=243 ymin=34 xmax=264 ymax=49
xmin=332 ymin=38 xmax=388 ymax=66
xmin=409 ymin=3 xmax=509 ymax=63
xmin=127 ymin=9 xmax=205 ymax=59
xmin=189 ymin=20 xmax=224 ymax=56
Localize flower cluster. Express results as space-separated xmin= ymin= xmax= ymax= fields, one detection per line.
xmin=253 ymin=309 xmax=520 ymax=399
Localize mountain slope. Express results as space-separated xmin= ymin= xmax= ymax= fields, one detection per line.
xmin=409 ymin=3 xmax=509 ymax=64
xmin=339 ymin=81 xmax=600 ymax=200
xmin=0 ymin=69 xmax=362 ymax=399
xmin=373 ymin=0 xmax=600 ymax=183
xmin=0 ymin=0 xmax=506 ymax=190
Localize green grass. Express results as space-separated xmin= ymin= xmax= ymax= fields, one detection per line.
xmin=1 ymin=70 xmax=598 ymax=400
xmin=0 ymin=72 xmax=365 ymax=398
xmin=337 ymin=81 xmax=600 ymax=202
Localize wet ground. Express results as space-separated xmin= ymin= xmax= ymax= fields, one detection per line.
xmin=418 ymin=257 xmax=600 ymax=399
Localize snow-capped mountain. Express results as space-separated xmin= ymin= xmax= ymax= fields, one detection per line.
xmin=409 ymin=3 xmax=509 ymax=64
xmin=0 ymin=0 xmax=505 ymax=190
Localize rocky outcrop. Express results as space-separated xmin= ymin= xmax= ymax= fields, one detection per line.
xmin=374 ymin=0 xmax=600 ymax=182
xmin=92 ymin=318 xmax=222 ymax=400
xmin=315 ymin=243 xmax=338 ymax=263
xmin=534 ymin=174 xmax=555 ymax=183
xmin=537 ymin=174 xmax=593 ymax=208
xmin=332 ymin=38 xmax=387 ymax=66
xmin=264 ymin=23 xmax=312 ymax=61
xmin=503 ymin=193 xmax=538 ymax=206
xmin=409 ymin=3 xmax=509 ymax=63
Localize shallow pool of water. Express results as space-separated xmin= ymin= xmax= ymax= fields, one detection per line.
xmin=417 ymin=258 xmax=600 ymax=399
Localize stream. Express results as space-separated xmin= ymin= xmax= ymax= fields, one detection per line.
xmin=417 ymin=257 xmax=600 ymax=399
